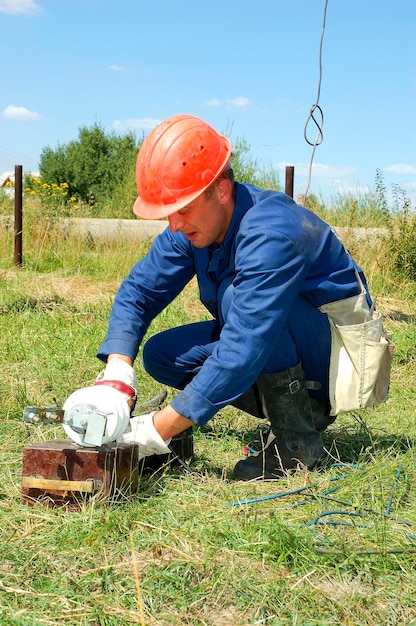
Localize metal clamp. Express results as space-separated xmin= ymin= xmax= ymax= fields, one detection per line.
xmin=63 ymin=404 xmax=109 ymax=447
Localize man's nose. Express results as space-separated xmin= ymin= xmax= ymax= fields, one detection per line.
xmin=168 ymin=212 xmax=185 ymax=232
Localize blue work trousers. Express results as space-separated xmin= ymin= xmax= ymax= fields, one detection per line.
xmin=143 ymin=288 xmax=332 ymax=404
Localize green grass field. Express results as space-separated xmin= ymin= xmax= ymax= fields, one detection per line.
xmin=0 ymin=200 xmax=415 ymax=625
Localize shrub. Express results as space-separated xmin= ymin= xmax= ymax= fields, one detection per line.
xmin=39 ymin=123 xmax=141 ymax=209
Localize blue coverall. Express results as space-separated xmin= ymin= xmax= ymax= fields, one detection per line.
xmin=98 ymin=183 xmax=370 ymax=426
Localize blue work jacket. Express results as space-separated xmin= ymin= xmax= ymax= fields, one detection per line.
xmin=98 ymin=183 xmax=368 ymax=424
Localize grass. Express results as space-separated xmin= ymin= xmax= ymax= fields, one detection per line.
xmin=0 ymin=198 xmax=416 ymax=625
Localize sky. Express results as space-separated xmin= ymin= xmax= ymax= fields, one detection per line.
xmin=0 ymin=0 xmax=415 ymax=207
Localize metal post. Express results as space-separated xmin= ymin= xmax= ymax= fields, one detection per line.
xmin=285 ymin=166 xmax=294 ymax=198
xmin=14 ymin=165 xmax=23 ymax=267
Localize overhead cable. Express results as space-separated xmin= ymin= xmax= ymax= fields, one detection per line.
xmin=303 ymin=0 xmax=329 ymax=204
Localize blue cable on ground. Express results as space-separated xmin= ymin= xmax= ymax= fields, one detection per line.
xmin=226 ymin=463 xmax=416 ymax=555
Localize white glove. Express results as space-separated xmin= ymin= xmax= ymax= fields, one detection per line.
xmin=117 ymin=411 xmax=171 ymax=460
xmin=95 ymin=358 xmax=138 ymax=407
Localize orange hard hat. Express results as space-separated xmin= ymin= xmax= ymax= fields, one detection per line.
xmin=133 ymin=114 xmax=232 ymax=219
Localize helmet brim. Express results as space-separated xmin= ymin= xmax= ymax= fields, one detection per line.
xmin=133 ymin=193 xmax=194 ymax=220
xmin=133 ymin=154 xmax=232 ymax=220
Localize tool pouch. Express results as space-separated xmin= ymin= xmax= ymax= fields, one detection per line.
xmin=319 ymin=273 xmax=394 ymax=416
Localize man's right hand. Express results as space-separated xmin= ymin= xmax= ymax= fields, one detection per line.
xmin=94 ymin=357 xmax=138 ymax=409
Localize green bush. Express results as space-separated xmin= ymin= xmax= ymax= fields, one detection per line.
xmin=373 ymin=172 xmax=416 ymax=280
xmin=39 ymin=123 xmax=141 ymax=210
xmin=385 ymin=210 xmax=416 ymax=280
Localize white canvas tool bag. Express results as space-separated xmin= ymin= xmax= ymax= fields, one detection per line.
xmin=319 ymin=273 xmax=394 ymax=416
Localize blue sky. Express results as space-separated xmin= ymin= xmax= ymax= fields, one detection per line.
xmin=1 ymin=0 xmax=415 ymax=206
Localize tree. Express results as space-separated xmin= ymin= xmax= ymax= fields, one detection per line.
xmin=39 ymin=123 xmax=141 ymax=205
xmin=230 ymin=136 xmax=280 ymax=191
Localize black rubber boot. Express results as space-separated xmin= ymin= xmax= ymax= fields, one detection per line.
xmin=231 ymin=381 xmax=335 ymax=432
xmin=233 ymin=363 xmax=326 ymax=480
xmin=231 ymin=385 xmax=264 ymax=419
xmin=310 ymin=398 xmax=336 ymax=432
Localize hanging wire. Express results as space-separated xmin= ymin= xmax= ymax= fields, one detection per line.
xmin=302 ymin=0 xmax=329 ymax=205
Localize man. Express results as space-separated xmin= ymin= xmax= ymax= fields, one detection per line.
xmin=94 ymin=113 xmax=373 ymax=480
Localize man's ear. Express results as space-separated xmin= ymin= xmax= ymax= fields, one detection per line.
xmin=216 ymin=178 xmax=233 ymax=203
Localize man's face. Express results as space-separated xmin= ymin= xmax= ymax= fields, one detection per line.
xmin=168 ymin=181 xmax=233 ymax=248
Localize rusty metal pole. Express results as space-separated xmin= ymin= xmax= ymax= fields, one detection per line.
xmin=14 ymin=165 xmax=23 ymax=267
xmin=285 ymin=166 xmax=294 ymax=198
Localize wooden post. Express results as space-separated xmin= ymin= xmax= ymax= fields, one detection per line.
xmin=14 ymin=165 xmax=23 ymax=267
xmin=285 ymin=166 xmax=294 ymax=198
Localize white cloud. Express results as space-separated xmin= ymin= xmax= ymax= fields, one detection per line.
xmin=272 ymin=162 xmax=416 ymax=205
xmin=308 ymin=163 xmax=357 ymax=179
xmin=202 ymin=96 xmax=253 ymax=109
xmin=109 ymin=64 xmax=128 ymax=73
xmin=274 ymin=161 xmax=368 ymax=201
xmin=383 ymin=164 xmax=416 ymax=176
xmin=2 ymin=105 xmax=41 ymax=121
xmin=204 ymin=98 xmax=221 ymax=107
xmin=276 ymin=162 xmax=357 ymax=179
xmin=113 ymin=118 xmax=162 ymax=132
xmin=0 ymin=0 xmax=40 ymax=15
xmin=225 ymin=97 xmax=252 ymax=109
xmin=330 ymin=183 xmax=371 ymax=197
